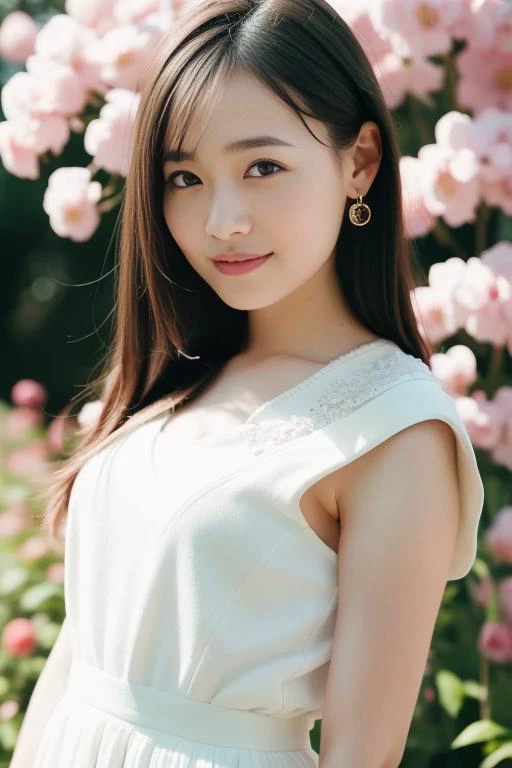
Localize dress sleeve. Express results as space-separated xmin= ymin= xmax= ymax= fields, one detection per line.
xmin=271 ymin=373 xmax=484 ymax=582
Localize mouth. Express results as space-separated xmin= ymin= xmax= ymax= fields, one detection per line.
xmin=213 ymin=252 xmax=273 ymax=263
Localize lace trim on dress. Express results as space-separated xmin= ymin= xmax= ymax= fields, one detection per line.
xmin=240 ymin=348 xmax=435 ymax=455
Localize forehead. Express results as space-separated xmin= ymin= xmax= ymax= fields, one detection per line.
xmin=164 ymin=68 xmax=326 ymax=157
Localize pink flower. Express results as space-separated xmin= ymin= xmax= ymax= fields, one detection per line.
xmin=0 ymin=700 xmax=20 ymax=721
xmin=499 ymin=577 xmax=512 ymax=624
xmin=46 ymin=562 xmax=65 ymax=583
xmin=65 ymin=0 xmax=117 ymax=36
xmin=0 ymin=504 xmax=31 ymax=538
xmin=84 ymin=88 xmax=140 ymax=176
xmin=486 ymin=507 xmax=512 ymax=565
xmin=451 ymin=258 xmax=511 ymax=346
xmin=6 ymin=439 xmax=50 ymax=481
xmin=457 ymin=44 xmax=512 ymax=115
xmin=412 ymin=285 xmax=459 ymax=344
xmin=43 ymin=167 xmax=102 ymax=242
xmin=400 ymin=156 xmax=436 ymax=238
xmin=47 ymin=413 xmax=73 ymax=453
xmin=0 ymin=121 xmax=39 ymax=179
xmin=418 ymin=112 xmax=481 ymax=227
xmin=469 ymin=574 xmax=495 ymax=608
xmin=369 ymin=0 xmax=465 ymax=58
xmin=11 ymin=378 xmax=47 ymax=407
xmin=456 ymin=392 xmax=502 ymax=451
xmin=26 ymin=55 xmax=88 ymax=116
xmin=452 ymin=0 xmax=512 ymax=51
xmin=478 ymin=621 xmax=512 ymax=663
xmin=0 ymin=11 xmax=37 ymax=64
xmin=34 ymin=14 xmax=104 ymax=93
xmin=114 ymin=0 xmax=160 ymax=26
xmin=77 ymin=399 xmax=104 ymax=430
xmin=481 ymin=242 xmax=512 ymax=283
xmin=3 ymin=406 xmax=42 ymax=439
xmin=17 ymin=536 xmax=50 ymax=561
xmin=429 ymin=344 xmax=478 ymax=396
xmin=97 ymin=22 xmax=163 ymax=91
xmin=2 ymin=618 xmax=36 ymax=657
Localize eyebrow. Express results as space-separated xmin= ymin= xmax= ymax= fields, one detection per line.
xmin=162 ymin=135 xmax=296 ymax=163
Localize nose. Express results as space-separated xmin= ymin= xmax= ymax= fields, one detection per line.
xmin=204 ymin=186 xmax=252 ymax=239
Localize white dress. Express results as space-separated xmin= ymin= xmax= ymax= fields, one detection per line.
xmin=32 ymin=338 xmax=484 ymax=767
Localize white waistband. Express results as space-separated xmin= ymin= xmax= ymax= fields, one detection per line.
xmin=67 ymin=657 xmax=313 ymax=751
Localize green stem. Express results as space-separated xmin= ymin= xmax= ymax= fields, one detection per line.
xmin=431 ymin=219 xmax=468 ymax=260
xmin=487 ymin=344 xmax=505 ymax=380
xmin=475 ymin=204 xmax=491 ymax=257
xmin=409 ymin=95 xmax=433 ymax=147
xmin=98 ymin=190 xmax=124 ymax=213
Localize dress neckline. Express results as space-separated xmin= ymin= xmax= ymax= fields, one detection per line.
xmin=156 ymin=337 xmax=392 ymax=446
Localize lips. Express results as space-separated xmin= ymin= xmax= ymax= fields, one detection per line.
xmin=213 ymin=252 xmax=271 ymax=263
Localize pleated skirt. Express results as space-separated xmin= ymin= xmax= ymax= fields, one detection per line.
xmin=32 ymin=657 xmax=320 ymax=768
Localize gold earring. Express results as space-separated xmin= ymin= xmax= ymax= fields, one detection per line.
xmin=349 ymin=190 xmax=371 ymax=227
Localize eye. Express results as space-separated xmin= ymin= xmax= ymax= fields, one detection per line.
xmin=163 ymin=159 xmax=284 ymax=189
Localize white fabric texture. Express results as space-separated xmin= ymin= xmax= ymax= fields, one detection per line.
xmin=32 ymin=338 xmax=484 ymax=767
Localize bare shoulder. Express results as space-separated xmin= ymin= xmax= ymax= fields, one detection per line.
xmin=326 ymin=419 xmax=458 ymax=526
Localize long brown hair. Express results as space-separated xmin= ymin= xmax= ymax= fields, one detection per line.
xmin=39 ymin=0 xmax=433 ymax=543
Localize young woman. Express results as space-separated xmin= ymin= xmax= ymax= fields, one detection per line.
xmin=17 ymin=1 xmax=484 ymax=767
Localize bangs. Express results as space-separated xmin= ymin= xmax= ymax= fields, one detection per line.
xmin=160 ymin=51 xmax=235 ymax=164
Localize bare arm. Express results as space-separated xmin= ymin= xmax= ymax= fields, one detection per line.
xmin=9 ymin=616 xmax=73 ymax=768
xmin=318 ymin=419 xmax=460 ymax=768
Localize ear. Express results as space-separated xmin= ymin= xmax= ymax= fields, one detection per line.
xmin=345 ymin=121 xmax=382 ymax=198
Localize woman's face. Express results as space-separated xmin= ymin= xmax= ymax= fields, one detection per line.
xmin=161 ymin=68 xmax=353 ymax=312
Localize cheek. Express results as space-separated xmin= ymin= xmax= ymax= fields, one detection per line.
xmin=162 ymin=193 xmax=201 ymax=255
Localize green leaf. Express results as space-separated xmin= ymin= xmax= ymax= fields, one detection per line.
xmin=480 ymin=741 xmax=512 ymax=768
xmin=452 ymin=719 xmax=512 ymax=748
xmin=436 ymin=669 xmax=464 ymax=717
xmin=0 ymin=565 xmax=29 ymax=595
xmin=19 ymin=582 xmax=61 ymax=611
xmin=462 ymin=680 xmax=487 ymax=701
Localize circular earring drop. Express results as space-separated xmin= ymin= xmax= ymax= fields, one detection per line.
xmin=349 ymin=190 xmax=372 ymax=227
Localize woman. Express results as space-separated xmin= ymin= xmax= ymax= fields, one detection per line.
xmin=17 ymin=1 xmax=484 ymax=767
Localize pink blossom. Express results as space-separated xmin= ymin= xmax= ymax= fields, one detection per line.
xmin=452 ymin=0 xmax=512 ymax=51
xmin=34 ymin=14 xmax=104 ymax=93
xmin=2 ymin=617 xmax=36 ymax=657
xmin=369 ymin=0 xmax=465 ymax=58
xmin=84 ymin=88 xmax=140 ymax=176
xmin=478 ymin=621 xmax=512 ymax=663
xmin=17 ymin=536 xmax=50 ymax=561
xmin=481 ymin=242 xmax=512 ymax=283
xmin=0 ymin=11 xmax=37 ymax=64
xmin=418 ymin=135 xmax=481 ymax=228
xmin=455 ymin=393 xmax=502 ymax=451
xmin=471 ymin=108 xmax=512 ymax=215
xmin=47 ymin=413 xmax=73 ymax=453
xmin=3 ymin=406 xmax=42 ymax=439
xmin=449 ymin=257 xmax=511 ymax=346
xmin=46 ymin=562 xmax=65 ymax=583
xmin=469 ymin=574 xmax=495 ymax=608
xmin=486 ymin=506 xmax=512 ymax=565
xmin=499 ymin=577 xmax=512 ymax=624
xmin=457 ymin=44 xmax=512 ymax=115
xmin=490 ymin=388 xmax=512 ymax=469
xmin=400 ymin=156 xmax=436 ymax=238
xmin=332 ymin=5 xmax=393 ymax=67
xmin=77 ymin=399 xmax=104 ymax=430
xmin=11 ymin=378 xmax=47 ymax=407
xmin=1 ymin=71 xmax=43 ymax=120
xmin=43 ymin=167 xmax=102 ymax=242
xmin=429 ymin=344 xmax=477 ymax=396
xmin=411 ymin=285 xmax=459 ymax=344
xmin=376 ymin=52 xmax=444 ymax=110
xmin=0 ymin=121 xmax=39 ymax=179
xmin=6 ymin=439 xmax=50 ymax=481
xmin=97 ymin=22 xmax=163 ymax=91
xmin=114 ymin=0 xmax=160 ymax=26
xmin=26 ymin=55 xmax=88 ymax=116
xmin=65 ymin=0 xmax=117 ymax=36
xmin=423 ymin=686 xmax=436 ymax=702
xmin=0 ymin=700 xmax=20 ymax=721
xmin=0 ymin=504 xmax=31 ymax=538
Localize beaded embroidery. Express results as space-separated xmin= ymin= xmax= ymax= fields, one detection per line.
xmin=240 ymin=348 xmax=436 ymax=455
